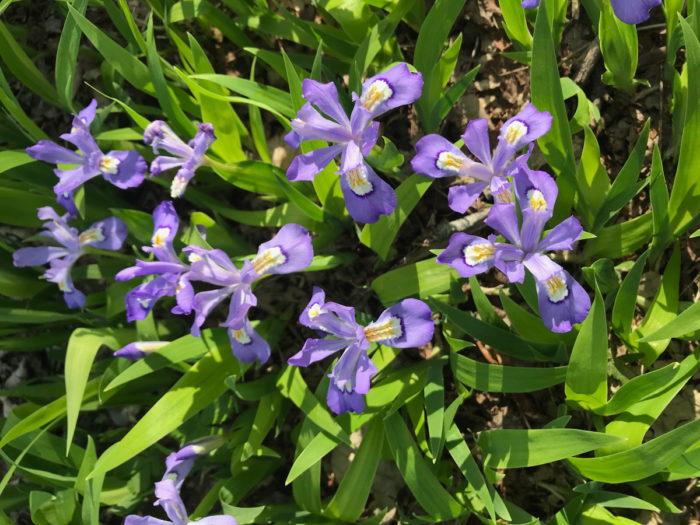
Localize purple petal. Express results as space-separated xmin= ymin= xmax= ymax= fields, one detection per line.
xmin=114 ymin=341 xmax=168 ymax=361
xmin=26 ymin=141 xmax=84 ymax=165
xmin=101 ymin=150 xmax=147 ymax=189
xmin=63 ymin=288 xmax=86 ymax=309
xmin=499 ymin=103 xmax=552 ymax=151
xmin=365 ymin=298 xmax=434 ymax=348
xmin=286 ymin=143 xmax=345 ymax=182
xmin=326 ymin=382 xmax=365 ymax=415
xmin=411 ymin=135 xmax=470 ymax=179
xmin=521 ymin=0 xmax=539 ymax=8
xmin=116 ymin=260 xmax=187 ymax=281
xmin=251 ymin=223 xmax=313 ymax=275
xmin=537 ymin=216 xmax=583 ymax=252
xmin=299 ymin=286 xmax=326 ymax=328
xmin=289 ymin=103 xmax=353 ymax=145
xmin=174 ymin=274 xmax=194 ymax=315
xmin=57 ymin=190 xmax=78 ymax=218
xmin=494 ymin=244 xmax=526 ymax=283
xmin=53 ymin=165 xmax=100 ymax=196
xmin=523 ymin=252 xmax=563 ymax=281
xmin=185 ymin=247 xmax=240 ymax=286
xmin=287 ymin=337 xmax=348 ymax=367
xmin=190 ymin=517 xmax=238 ymax=525
xmin=191 ymin=287 xmax=233 ymax=337
xmin=163 ymin=452 xmax=194 ymax=491
xmin=339 ymin=161 xmax=397 ymax=223
xmin=611 ymin=0 xmax=661 ymax=24
xmin=513 ymin=162 xmax=557 ymax=218
xmin=359 ymin=121 xmax=380 ymax=155
xmin=154 ymin=479 xmax=189 ymax=524
xmin=490 ymin=176 xmax=514 ymax=205
xmin=227 ymin=318 xmax=271 ymax=364
xmin=60 ymin=127 xmax=101 ymax=158
xmin=301 ymin=79 xmax=350 ymax=127
xmin=519 ymin=209 xmax=548 ymax=253
xmin=484 ymin=203 xmax=521 ymax=245
xmin=437 ymin=232 xmax=496 ymax=278
xmin=192 ymin=123 xmax=216 ymax=157
xmin=148 ymin=200 xmax=179 ymax=250
xmin=81 ymin=217 xmax=127 ymax=250
xmin=125 ymin=516 xmax=171 ymax=525
xmin=13 ymin=246 xmax=68 ymax=267
xmin=144 ymin=120 xmax=192 ymax=158
xmin=75 ymin=99 xmax=97 ymax=127
xmin=461 ymin=118 xmax=493 ymax=166
xmin=285 ymin=129 xmax=301 ymax=149
xmin=150 ymin=155 xmax=184 ymax=177
xmin=221 ymin=285 xmax=257 ymax=329
xmin=535 ymin=268 xmax=591 ymax=333
xmin=124 ymin=275 xmax=177 ymax=322
xmin=358 ymin=63 xmax=423 ymax=118
xmin=447 ymin=181 xmax=489 ymax=214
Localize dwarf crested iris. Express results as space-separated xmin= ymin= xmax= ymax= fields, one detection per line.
xmin=13 ymin=207 xmax=127 ymax=309
xmin=186 ymin=223 xmax=313 ymax=364
xmin=285 ymin=63 xmax=423 ymax=223
xmin=288 ymin=288 xmax=434 ymax=414
xmin=144 ymin=121 xmax=216 ymax=198
xmin=412 ymin=103 xmax=552 ymax=213
xmin=115 ymin=201 xmax=193 ymax=322
xmin=26 ymin=99 xmax=147 ymax=216
xmin=114 ymin=341 xmax=170 ymax=361
xmin=125 ymin=438 xmax=235 ymax=525
xmin=521 ymin=0 xmax=661 ymax=24
xmin=438 ymin=163 xmax=590 ymax=333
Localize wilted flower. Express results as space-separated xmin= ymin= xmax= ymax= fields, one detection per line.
xmin=411 ymin=103 xmax=552 ymax=213
xmin=186 ymin=223 xmax=314 ymax=364
xmin=437 ymin=164 xmax=590 ymax=332
xmin=144 ymin=121 xmax=216 ymax=198
xmin=115 ymin=201 xmax=193 ymax=322
xmin=13 ymin=207 xmax=127 ymax=309
xmin=521 ymin=0 xmax=661 ymax=24
xmin=285 ymin=63 xmax=423 ymax=223
xmin=26 ymin=99 xmax=146 ymax=216
xmin=288 ymin=288 xmax=434 ymax=414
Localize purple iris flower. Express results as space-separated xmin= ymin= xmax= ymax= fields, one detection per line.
xmin=288 ymin=288 xmax=434 ymax=415
xmin=285 ymin=63 xmax=423 ymax=223
xmin=161 ymin=435 xmax=228 ymax=491
xmin=26 ymin=100 xmax=146 ymax=216
xmin=411 ymin=103 xmax=552 ymax=214
xmin=114 ymin=341 xmax=170 ymax=361
xmin=437 ymin=164 xmax=590 ymax=333
xmin=124 ymin=478 xmax=236 ymax=525
xmin=143 ymin=121 xmax=216 ymax=198
xmin=521 ymin=0 xmax=661 ymax=24
xmin=115 ymin=201 xmax=193 ymax=322
xmin=186 ymin=223 xmax=314 ymax=364
xmin=13 ymin=207 xmax=127 ymax=309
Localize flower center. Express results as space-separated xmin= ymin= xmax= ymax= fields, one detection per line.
xmin=58 ymin=279 xmax=72 ymax=292
xmin=361 ymin=80 xmax=393 ymax=111
xmin=171 ymin=175 xmax=188 ymax=198
xmin=496 ymin=188 xmax=513 ymax=203
xmin=99 ymin=155 xmax=120 ymax=175
xmin=78 ymin=227 xmax=105 ymax=246
xmin=436 ymin=151 xmax=463 ymax=173
xmin=463 ymin=243 xmax=495 ymax=266
xmin=346 ymin=167 xmax=373 ymax=196
xmin=137 ymin=297 xmax=152 ymax=308
xmin=527 ymin=189 xmax=547 ymax=212
xmin=230 ymin=326 xmax=251 ymax=344
xmin=152 ymin=227 xmax=170 ymax=248
xmin=252 ymin=246 xmax=286 ymax=274
xmin=135 ymin=341 xmax=168 ymax=354
xmin=308 ymin=303 xmax=322 ymax=319
xmin=187 ymin=252 xmax=201 ymax=263
xmin=364 ymin=316 xmax=403 ymax=342
xmin=544 ymin=274 xmax=568 ymax=302
xmin=504 ymin=121 xmax=528 ymax=144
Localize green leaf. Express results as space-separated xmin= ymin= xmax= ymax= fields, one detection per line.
xmin=55 ymin=0 xmax=88 ymax=110
xmin=611 ymin=250 xmax=649 ymax=342
xmin=64 ymin=328 xmax=133 ymax=453
xmin=276 ymin=366 xmax=351 ymax=446
xmin=649 ymin=143 xmax=671 ymax=257
xmin=325 ymin=417 xmax=383 ymax=521
xmin=599 ymin=0 xmax=641 ymax=92
xmin=575 ymin=126 xmax=610 ymax=229
xmin=285 ymin=430 xmax=338 ymax=485
xmin=88 ymin=341 xmax=237 ymax=478
xmin=371 ymin=258 xmax=460 ymax=306
xmin=384 ymin=412 xmax=464 ymax=520
xmin=451 ymin=352 xmax=568 ymax=393
xmin=569 ymin=418 xmax=700 ymax=483
xmin=531 ymin=0 xmax=577 ymax=220
xmin=424 ymin=360 xmax=445 ymax=458
xmin=359 ymin=174 xmax=432 ymax=259
xmin=669 ymin=19 xmax=700 ymax=235
xmin=638 ymin=299 xmax=700 ymax=341
xmin=478 ymin=429 xmax=626 ymax=469
xmin=584 ymin=212 xmax=652 ymax=259
xmin=565 ymin=284 xmax=607 ymax=411
xmin=500 ymin=0 xmax=533 ymax=50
